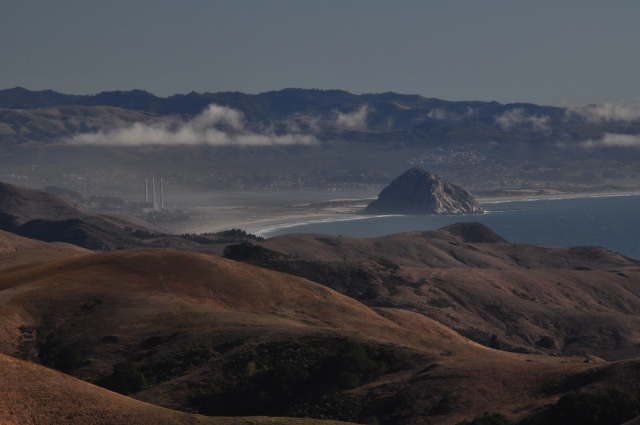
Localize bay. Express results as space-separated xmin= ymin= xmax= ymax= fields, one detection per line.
xmin=255 ymin=195 xmax=640 ymax=258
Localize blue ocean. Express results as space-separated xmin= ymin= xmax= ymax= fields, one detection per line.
xmin=255 ymin=195 xmax=640 ymax=258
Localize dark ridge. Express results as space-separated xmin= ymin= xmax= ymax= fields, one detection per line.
xmin=0 ymin=180 xmax=159 ymax=250
xmin=13 ymin=217 xmax=143 ymax=250
xmin=0 ymin=212 xmax=21 ymax=231
xmin=0 ymin=87 xmax=82 ymax=109
xmin=0 ymin=87 xmax=568 ymax=121
xmin=15 ymin=218 xmax=105 ymax=249
xmin=440 ymin=222 xmax=508 ymax=244
xmin=75 ymin=89 xmax=163 ymax=113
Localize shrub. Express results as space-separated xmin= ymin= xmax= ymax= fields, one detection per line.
xmin=53 ymin=345 xmax=85 ymax=371
xmin=288 ymin=392 xmax=367 ymax=422
xmin=375 ymin=257 xmax=400 ymax=271
xmin=535 ymin=336 xmax=556 ymax=349
xmin=140 ymin=345 xmax=218 ymax=385
xmin=223 ymin=242 xmax=277 ymax=261
xmin=97 ymin=362 xmax=147 ymax=395
xmin=428 ymin=298 xmax=454 ymax=308
xmin=457 ymin=412 xmax=510 ymax=425
xmin=190 ymin=338 xmax=395 ymax=419
xmin=38 ymin=340 xmax=86 ymax=372
xmin=489 ymin=334 xmax=504 ymax=350
xmin=548 ymin=390 xmax=640 ymax=425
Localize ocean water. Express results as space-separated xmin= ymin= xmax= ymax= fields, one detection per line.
xmin=254 ymin=195 xmax=640 ymax=258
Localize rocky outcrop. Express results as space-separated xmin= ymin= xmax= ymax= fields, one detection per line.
xmin=364 ymin=168 xmax=484 ymax=215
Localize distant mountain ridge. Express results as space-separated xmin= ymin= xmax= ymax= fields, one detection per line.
xmin=3 ymin=86 xmax=640 ymax=195
xmin=0 ymin=86 xmax=565 ymax=123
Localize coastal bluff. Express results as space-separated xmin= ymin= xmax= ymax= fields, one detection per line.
xmin=364 ymin=168 xmax=484 ymax=215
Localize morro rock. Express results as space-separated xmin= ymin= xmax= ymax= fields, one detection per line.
xmin=364 ymin=168 xmax=484 ymax=215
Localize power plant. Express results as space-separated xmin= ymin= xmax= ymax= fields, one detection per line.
xmin=138 ymin=177 xmax=164 ymax=213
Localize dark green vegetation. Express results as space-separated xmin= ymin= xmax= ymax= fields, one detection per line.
xmin=126 ymin=227 xmax=164 ymax=239
xmin=40 ymin=328 xmax=403 ymax=423
xmin=456 ymin=413 xmax=509 ymax=425
xmin=181 ymin=229 xmax=264 ymax=245
xmin=97 ymin=362 xmax=148 ymax=395
xmin=223 ymin=241 xmax=426 ymax=300
xmin=95 ymin=345 xmax=220 ymax=395
xmin=521 ymin=390 xmax=640 ymax=425
xmin=190 ymin=338 xmax=399 ymax=422
xmin=458 ymin=390 xmax=640 ymax=425
xmin=549 ymin=390 xmax=640 ymax=425
xmin=222 ymin=241 xmax=283 ymax=261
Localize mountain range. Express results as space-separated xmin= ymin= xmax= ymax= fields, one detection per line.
xmin=1 ymin=87 xmax=640 ymax=196
xmin=0 ymin=86 xmax=561 ymax=121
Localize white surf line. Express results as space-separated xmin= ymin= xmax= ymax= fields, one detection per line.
xmin=480 ymin=192 xmax=640 ymax=205
xmin=291 ymin=197 xmax=377 ymax=207
xmin=250 ymin=214 xmax=400 ymax=237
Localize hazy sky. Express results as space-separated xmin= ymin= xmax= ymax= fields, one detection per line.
xmin=2 ymin=0 xmax=639 ymax=106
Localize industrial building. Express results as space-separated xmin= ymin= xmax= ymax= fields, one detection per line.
xmin=130 ymin=177 xmax=164 ymax=214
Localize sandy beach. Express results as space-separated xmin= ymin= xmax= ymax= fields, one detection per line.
xmin=477 ymin=188 xmax=640 ymax=203
xmin=158 ymin=187 xmax=640 ymax=236
xmin=158 ymin=192 xmax=378 ymax=235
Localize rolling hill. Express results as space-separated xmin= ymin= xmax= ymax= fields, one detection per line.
xmin=0 ymin=352 xmax=348 ymax=425
xmin=2 ymin=180 xmax=640 ymax=423
xmin=1 ymin=240 xmax=639 ymax=424
xmin=228 ymin=223 xmax=640 ymax=360
xmin=0 ymin=181 xmax=164 ymax=250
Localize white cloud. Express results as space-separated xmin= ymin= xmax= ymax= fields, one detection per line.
xmin=494 ymin=108 xmax=551 ymax=133
xmin=427 ymin=109 xmax=455 ymax=120
xmin=427 ymin=107 xmax=475 ymax=121
xmin=582 ymin=133 xmax=640 ymax=148
xmin=65 ymin=104 xmax=319 ymax=146
xmin=334 ymin=105 xmax=369 ymax=130
xmin=465 ymin=107 xmax=476 ymax=118
xmin=567 ymin=99 xmax=640 ymax=123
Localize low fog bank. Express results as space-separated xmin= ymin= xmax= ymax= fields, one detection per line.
xmin=65 ymin=104 xmax=320 ymax=146
xmin=64 ymin=103 xmax=374 ymax=147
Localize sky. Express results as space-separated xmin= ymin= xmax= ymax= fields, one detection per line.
xmin=2 ymin=0 xmax=639 ymax=106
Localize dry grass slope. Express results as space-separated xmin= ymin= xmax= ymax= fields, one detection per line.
xmin=0 ymin=353 xmax=349 ymax=425
xmin=250 ymin=225 xmax=640 ymax=359
xmin=0 ymin=246 xmax=624 ymax=424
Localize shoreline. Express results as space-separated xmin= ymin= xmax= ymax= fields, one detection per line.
xmin=161 ymin=189 xmax=640 ymax=236
xmin=178 ymin=211 xmax=362 ymax=235
xmin=477 ymin=190 xmax=640 ymax=203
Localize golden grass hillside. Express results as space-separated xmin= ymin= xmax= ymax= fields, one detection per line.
xmin=0 ymin=246 xmax=628 ymax=424
xmin=223 ymin=224 xmax=640 ymax=359
xmin=0 ymin=352 xmax=350 ymax=425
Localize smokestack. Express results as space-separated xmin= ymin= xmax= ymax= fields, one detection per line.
xmin=152 ymin=178 xmax=156 ymax=206
xmin=160 ymin=178 xmax=164 ymax=210
xmin=145 ymin=179 xmax=148 ymax=203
